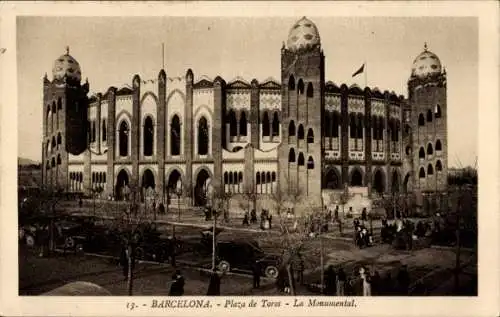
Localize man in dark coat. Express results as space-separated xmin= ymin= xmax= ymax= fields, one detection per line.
xmin=324 ymin=265 xmax=337 ymax=295
xmin=252 ymin=261 xmax=261 ymax=289
xmin=207 ymin=269 xmax=224 ymax=295
xmin=242 ymin=213 xmax=250 ymax=226
xmin=361 ymin=208 xmax=367 ymax=222
xmin=169 ymin=270 xmax=185 ymax=296
xmin=396 ymin=265 xmax=410 ymax=295
xmin=250 ymin=209 xmax=257 ymax=223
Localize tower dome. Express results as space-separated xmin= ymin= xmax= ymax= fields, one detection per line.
xmin=286 ymin=17 xmax=321 ymax=52
xmin=52 ymin=47 xmax=82 ymax=82
xmin=411 ymin=43 xmax=442 ymax=79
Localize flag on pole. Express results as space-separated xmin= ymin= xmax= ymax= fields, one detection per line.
xmin=352 ymin=64 xmax=365 ymax=77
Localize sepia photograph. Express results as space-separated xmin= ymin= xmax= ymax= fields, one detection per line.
xmin=1 ymin=1 xmax=499 ymax=316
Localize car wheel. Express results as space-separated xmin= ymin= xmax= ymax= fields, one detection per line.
xmin=65 ymin=237 xmax=75 ymax=249
xmin=25 ymin=234 xmax=35 ymax=247
xmin=218 ymin=260 xmax=230 ymax=272
xmin=265 ymin=265 xmax=279 ymax=279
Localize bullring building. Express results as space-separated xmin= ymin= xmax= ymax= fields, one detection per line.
xmin=41 ymin=17 xmax=448 ymax=209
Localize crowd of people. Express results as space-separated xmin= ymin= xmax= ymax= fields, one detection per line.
xmin=322 ymin=265 xmax=413 ymax=296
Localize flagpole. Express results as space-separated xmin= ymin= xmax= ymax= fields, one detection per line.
xmin=364 ymin=61 xmax=367 ymax=89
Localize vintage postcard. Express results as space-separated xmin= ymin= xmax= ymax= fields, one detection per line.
xmin=1 ymin=1 xmax=498 ymax=316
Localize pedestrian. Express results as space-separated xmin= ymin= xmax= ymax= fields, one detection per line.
xmin=242 ymin=213 xmax=250 ymax=226
xmin=120 ymin=244 xmax=129 ymax=281
xmin=252 ymin=261 xmax=261 ymax=289
xmin=371 ymin=271 xmax=381 ymax=296
xmin=268 ymin=215 xmax=273 ymax=229
xmin=207 ymin=269 xmax=224 ymax=296
xmin=324 ymin=265 xmax=336 ymax=295
xmin=396 ymin=265 xmax=410 ymax=295
xmin=361 ymin=208 xmax=367 ymax=222
xmin=334 ymin=206 xmax=339 ymax=221
xmin=359 ymin=267 xmax=372 ymax=296
xmin=158 ymin=203 xmax=165 ymax=215
xmin=250 ymin=209 xmax=257 ymax=223
xmin=336 ymin=268 xmax=346 ymax=296
xmin=169 ymin=270 xmax=185 ymax=296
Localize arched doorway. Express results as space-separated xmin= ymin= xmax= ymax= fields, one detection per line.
xmin=166 ymin=170 xmax=182 ymax=203
xmin=141 ymin=169 xmax=155 ymax=202
xmin=115 ymin=170 xmax=129 ymax=201
xmin=373 ymin=170 xmax=385 ymax=194
xmin=391 ymin=171 xmax=400 ymax=193
xmin=324 ymin=168 xmax=340 ymax=189
xmin=194 ymin=169 xmax=210 ymax=207
xmin=350 ymin=169 xmax=363 ymax=187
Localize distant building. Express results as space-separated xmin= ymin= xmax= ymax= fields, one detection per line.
xmin=41 ymin=17 xmax=448 ymax=208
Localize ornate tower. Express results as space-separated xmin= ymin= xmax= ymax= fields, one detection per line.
xmin=278 ymin=17 xmax=325 ymax=208
xmin=42 ymin=47 xmax=89 ymax=190
xmin=408 ymin=43 xmax=447 ymax=193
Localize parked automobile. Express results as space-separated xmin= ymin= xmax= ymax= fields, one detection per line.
xmin=132 ymin=222 xmax=183 ymax=263
xmin=215 ymin=239 xmax=281 ymax=278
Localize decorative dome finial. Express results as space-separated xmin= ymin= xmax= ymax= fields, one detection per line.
xmin=66 ymin=46 xmax=70 ymax=55
xmin=424 ymin=42 xmax=428 ymax=51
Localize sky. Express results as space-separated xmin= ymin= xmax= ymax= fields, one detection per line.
xmin=17 ymin=16 xmax=478 ymax=167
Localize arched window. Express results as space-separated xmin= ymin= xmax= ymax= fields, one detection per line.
xmin=239 ymin=112 xmax=247 ymax=136
xmin=262 ymin=112 xmax=270 ymax=137
xmin=57 ymin=155 xmax=61 ymax=165
xmin=256 ymin=172 xmax=261 ymax=186
xmin=349 ymin=114 xmax=356 ymax=138
xmin=427 ymin=109 xmax=433 ymax=122
xmin=103 ymin=173 xmax=106 ymax=183
xmin=372 ymin=116 xmax=379 ymax=140
xmin=307 ymin=128 xmax=314 ymax=143
xmin=51 ymin=158 xmax=56 ymax=167
xmin=229 ymin=172 xmax=233 ymax=186
xmin=171 ymin=115 xmax=181 ymax=156
xmin=435 ymin=105 xmax=442 ymax=119
xmin=436 ymin=139 xmax=442 ymax=151
xmin=325 ymin=112 xmax=332 ymax=137
xmin=271 ymin=172 xmax=276 ymax=182
xmin=427 ymin=164 xmax=434 ymax=175
xmin=143 ymin=116 xmax=154 ymax=156
xmin=102 ymin=119 xmax=107 ymax=142
xmin=298 ymin=152 xmax=305 ymax=166
xmin=418 ymin=114 xmax=425 ymax=126
xmin=288 ymin=75 xmax=295 ymax=91
xmin=224 ymin=172 xmax=228 ymax=185
xmin=57 ymin=133 xmax=62 ymax=149
xmin=357 ymin=114 xmax=363 ymax=139
xmin=378 ymin=117 xmax=384 ymax=140
xmin=427 ymin=143 xmax=433 ymax=155
xmin=92 ymin=172 xmax=95 ymax=183
xmin=272 ymin=112 xmax=280 ymax=136
xmin=92 ymin=121 xmax=96 ymax=142
xmin=333 ymin=112 xmax=340 ymax=138
xmin=119 ymin=121 xmax=129 ymax=157
xmin=198 ymin=116 xmax=209 ymax=155
xmin=288 ymin=120 xmax=296 ymax=137
xmin=266 ymin=172 xmax=271 ymax=192
xmin=419 ymin=147 xmax=425 ymax=159
xmin=436 ymin=160 xmax=443 ymax=172
xmin=288 ymin=148 xmax=296 ymax=163
xmin=297 ymin=79 xmax=304 ymax=95
xmin=306 ymin=83 xmax=314 ymax=98
xmin=297 ymin=124 xmax=304 ymax=139
xmin=419 ymin=167 xmax=425 ymax=178
xmin=307 ymin=156 xmax=314 ymax=169
xmin=228 ymin=110 xmax=237 ymax=137
xmin=238 ymin=172 xmax=243 ymax=183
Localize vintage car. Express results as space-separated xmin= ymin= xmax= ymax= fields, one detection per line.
xmin=215 ymin=239 xmax=281 ymax=278
xmin=131 ymin=222 xmax=183 ymax=263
